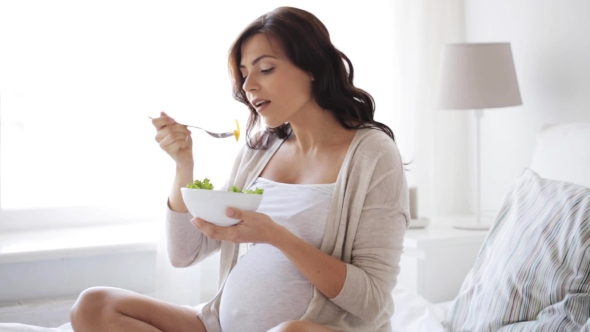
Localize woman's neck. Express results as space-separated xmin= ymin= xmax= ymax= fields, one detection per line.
xmin=287 ymin=107 xmax=354 ymax=155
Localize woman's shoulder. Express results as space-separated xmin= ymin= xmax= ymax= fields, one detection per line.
xmin=353 ymin=126 xmax=400 ymax=158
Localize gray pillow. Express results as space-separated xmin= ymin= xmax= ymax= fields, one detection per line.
xmin=444 ymin=168 xmax=590 ymax=331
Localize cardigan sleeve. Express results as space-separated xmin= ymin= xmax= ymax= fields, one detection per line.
xmin=165 ymin=144 xmax=248 ymax=268
xmin=165 ymin=206 xmax=222 ymax=268
xmin=330 ymin=140 xmax=410 ymax=322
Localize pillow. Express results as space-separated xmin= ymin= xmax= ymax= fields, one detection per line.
xmin=530 ymin=122 xmax=590 ymax=188
xmin=444 ymin=168 xmax=590 ymax=331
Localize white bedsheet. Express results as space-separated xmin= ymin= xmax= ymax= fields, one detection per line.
xmin=0 ymin=324 xmax=72 ymax=332
xmin=391 ymin=286 xmax=449 ymax=332
xmin=0 ymin=287 xmax=448 ymax=332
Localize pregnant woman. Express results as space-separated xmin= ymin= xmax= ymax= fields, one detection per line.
xmin=70 ymin=6 xmax=409 ymax=332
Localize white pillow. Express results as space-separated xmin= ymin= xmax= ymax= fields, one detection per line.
xmin=530 ymin=122 xmax=590 ymax=188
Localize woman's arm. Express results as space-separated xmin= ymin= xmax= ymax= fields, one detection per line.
xmin=273 ymin=168 xmax=408 ymax=321
xmin=326 ymin=145 xmax=409 ymax=322
xmin=167 ymin=143 xmax=250 ymax=268
xmin=166 ymin=169 xmax=222 ymax=267
xmin=168 ymin=164 xmax=193 ymax=213
xmin=166 ymin=208 xmax=222 ymax=268
xmin=270 ymin=226 xmax=347 ymax=299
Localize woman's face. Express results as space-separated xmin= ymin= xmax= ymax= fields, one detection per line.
xmin=239 ymin=33 xmax=314 ymax=128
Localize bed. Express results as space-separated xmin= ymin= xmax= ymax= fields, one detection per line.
xmin=1 ymin=122 xmax=589 ymax=332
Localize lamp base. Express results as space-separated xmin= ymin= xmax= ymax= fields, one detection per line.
xmin=452 ymin=216 xmax=494 ymax=231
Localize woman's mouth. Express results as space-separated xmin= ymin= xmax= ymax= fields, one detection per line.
xmin=254 ymin=100 xmax=271 ymax=113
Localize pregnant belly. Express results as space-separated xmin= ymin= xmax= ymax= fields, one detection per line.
xmin=219 ymin=244 xmax=313 ymax=332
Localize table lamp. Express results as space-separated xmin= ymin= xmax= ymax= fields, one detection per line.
xmin=436 ymin=42 xmax=522 ymax=230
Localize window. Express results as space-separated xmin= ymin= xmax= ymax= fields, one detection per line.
xmin=0 ymin=0 xmax=394 ymax=231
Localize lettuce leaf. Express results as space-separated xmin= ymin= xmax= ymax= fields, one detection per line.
xmin=187 ymin=178 xmax=214 ymax=190
xmin=230 ymin=185 xmax=264 ymax=195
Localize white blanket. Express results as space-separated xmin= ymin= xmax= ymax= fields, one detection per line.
xmin=0 ymin=324 xmax=72 ymax=332
xmin=391 ymin=286 xmax=449 ymax=332
xmin=0 ymin=287 xmax=448 ymax=332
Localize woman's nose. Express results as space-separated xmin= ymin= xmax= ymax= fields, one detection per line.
xmin=242 ymin=75 xmax=259 ymax=92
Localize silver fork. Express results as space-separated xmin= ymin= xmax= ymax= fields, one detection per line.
xmin=148 ymin=116 xmax=235 ymax=139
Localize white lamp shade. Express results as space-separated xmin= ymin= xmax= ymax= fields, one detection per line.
xmin=436 ymin=43 xmax=522 ymax=109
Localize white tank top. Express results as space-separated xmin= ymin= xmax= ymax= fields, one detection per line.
xmin=219 ymin=177 xmax=335 ymax=332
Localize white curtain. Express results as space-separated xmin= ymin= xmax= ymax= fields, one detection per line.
xmin=391 ymin=0 xmax=469 ymax=220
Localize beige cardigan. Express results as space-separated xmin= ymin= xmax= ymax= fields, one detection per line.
xmin=166 ymin=127 xmax=410 ymax=331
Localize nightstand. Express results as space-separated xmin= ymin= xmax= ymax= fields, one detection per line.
xmin=397 ymin=216 xmax=489 ymax=303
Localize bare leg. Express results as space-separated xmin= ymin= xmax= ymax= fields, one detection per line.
xmin=70 ymin=286 xmax=207 ymax=332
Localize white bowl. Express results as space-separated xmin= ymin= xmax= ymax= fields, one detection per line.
xmin=180 ymin=187 xmax=264 ymax=227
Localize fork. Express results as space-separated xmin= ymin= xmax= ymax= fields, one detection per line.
xmin=148 ymin=116 xmax=236 ymax=139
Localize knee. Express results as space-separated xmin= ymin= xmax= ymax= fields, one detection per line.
xmin=269 ymin=320 xmax=305 ymax=332
xmin=70 ymin=287 xmax=116 ymax=330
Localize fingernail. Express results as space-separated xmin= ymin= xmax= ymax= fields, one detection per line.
xmin=227 ymin=209 xmax=234 ymax=217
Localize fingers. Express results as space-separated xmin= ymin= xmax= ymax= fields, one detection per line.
xmin=151 ymin=112 xmax=193 ymax=163
xmin=191 ymin=218 xmax=218 ymax=236
xmin=152 ymin=111 xmax=191 ymax=147
xmin=226 ymin=207 xmax=249 ymax=220
xmin=160 ymin=135 xmax=190 ymax=153
xmin=151 ymin=112 xmax=189 ymax=131
xmin=155 ymin=124 xmax=191 ymax=144
xmin=191 ymin=218 xmax=238 ymax=243
xmin=151 ymin=113 xmax=176 ymax=131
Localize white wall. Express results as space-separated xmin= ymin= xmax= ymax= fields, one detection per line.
xmin=464 ymin=0 xmax=590 ymax=213
xmin=0 ymin=251 xmax=155 ymax=304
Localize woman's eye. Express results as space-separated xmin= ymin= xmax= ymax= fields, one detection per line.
xmin=241 ymin=67 xmax=273 ymax=80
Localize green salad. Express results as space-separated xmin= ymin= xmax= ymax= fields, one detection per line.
xmin=187 ymin=178 xmax=214 ymax=190
xmin=230 ymin=185 xmax=264 ymax=195
xmin=187 ymin=178 xmax=263 ymax=195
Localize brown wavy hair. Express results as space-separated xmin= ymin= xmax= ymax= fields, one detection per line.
xmin=228 ymin=6 xmax=395 ymax=149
